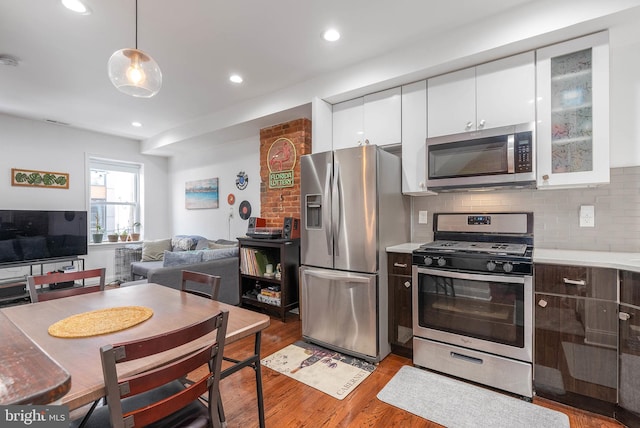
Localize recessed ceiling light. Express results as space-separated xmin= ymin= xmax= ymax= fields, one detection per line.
xmin=229 ymin=74 xmax=243 ymax=84
xmin=61 ymin=0 xmax=92 ymax=15
xmin=322 ymin=28 xmax=341 ymax=42
xmin=131 ymin=121 xmax=142 ymax=127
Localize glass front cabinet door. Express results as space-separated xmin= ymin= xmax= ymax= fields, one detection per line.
xmin=536 ymin=31 xmax=609 ymax=188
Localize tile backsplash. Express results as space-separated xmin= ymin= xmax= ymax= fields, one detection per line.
xmin=411 ymin=166 xmax=640 ymax=253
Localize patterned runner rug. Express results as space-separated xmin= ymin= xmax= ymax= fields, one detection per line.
xmin=261 ymin=340 xmax=376 ymax=400
xmin=377 ymin=365 xmax=570 ymax=428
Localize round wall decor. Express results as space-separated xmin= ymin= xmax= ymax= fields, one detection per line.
xmin=227 ymin=193 xmax=236 ymax=205
xmin=236 ymin=171 xmax=248 ymax=190
xmin=239 ymin=200 xmax=252 ymax=220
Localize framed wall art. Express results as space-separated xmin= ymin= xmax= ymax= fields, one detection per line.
xmin=11 ymin=168 xmax=69 ymax=189
xmin=185 ymin=177 xmax=219 ymax=209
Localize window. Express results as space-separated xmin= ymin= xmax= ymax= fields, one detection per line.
xmin=89 ymin=158 xmax=141 ymax=239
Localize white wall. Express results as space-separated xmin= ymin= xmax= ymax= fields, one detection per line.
xmin=168 ymin=135 xmax=261 ymax=241
xmin=0 ymin=113 xmax=170 ymax=282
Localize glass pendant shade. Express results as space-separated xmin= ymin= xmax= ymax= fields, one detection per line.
xmin=108 ymin=48 xmax=162 ymax=98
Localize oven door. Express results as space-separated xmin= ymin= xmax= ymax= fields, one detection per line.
xmin=412 ymin=266 xmax=532 ymax=362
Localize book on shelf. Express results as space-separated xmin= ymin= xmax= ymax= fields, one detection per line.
xmin=240 ymin=248 xmax=270 ymax=276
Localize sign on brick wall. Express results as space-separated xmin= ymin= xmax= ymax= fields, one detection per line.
xmin=268 ymin=138 xmax=296 ymax=189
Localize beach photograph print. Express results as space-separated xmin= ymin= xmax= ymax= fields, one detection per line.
xmin=185 ymin=177 xmax=219 ymax=209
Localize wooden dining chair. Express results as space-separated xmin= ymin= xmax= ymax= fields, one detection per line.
xmin=181 ymin=270 xmax=221 ymax=300
xmin=27 ymin=268 xmax=106 ymax=303
xmin=74 ymin=309 xmax=229 ymax=428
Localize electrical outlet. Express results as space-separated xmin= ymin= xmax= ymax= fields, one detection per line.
xmin=418 ymin=210 xmax=429 ymax=224
xmin=579 ymin=205 xmax=595 ymax=227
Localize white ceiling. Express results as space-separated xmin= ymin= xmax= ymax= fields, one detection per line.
xmin=0 ymin=0 xmax=638 ymax=155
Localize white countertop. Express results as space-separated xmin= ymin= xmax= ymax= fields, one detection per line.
xmin=386 ymin=243 xmax=422 ymax=254
xmin=387 ymin=243 xmax=640 ymax=273
xmin=534 ymin=248 xmax=640 ymax=273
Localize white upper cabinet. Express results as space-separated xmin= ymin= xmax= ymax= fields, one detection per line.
xmin=427 ymin=52 xmax=535 ymax=138
xmin=311 ymin=97 xmax=333 ymax=154
xmin=536 ymin=31 xmax=610 ymax=189
xmin=364 ymin=87 xmax=402 ymax=146
xmin=332 ymin=87 xmax=401 ymax=150
xmin=401 ymin=80 xmax=434 ymax=195
xmin=332 ymin=97 xmax=364 ymax=151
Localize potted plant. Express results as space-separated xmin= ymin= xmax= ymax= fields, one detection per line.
xmin=107 ymin=229 xmax=119 ymax=242
xmin=92 ymin=213 xmax=104 ymax=243
xmin=119 ymin=227 xmax=129 ymax=242
xmin=130 ymin=222 xmax=141 ymax=241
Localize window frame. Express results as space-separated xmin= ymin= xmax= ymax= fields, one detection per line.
xmin=89 ymin=157 xmax=142 ymax=242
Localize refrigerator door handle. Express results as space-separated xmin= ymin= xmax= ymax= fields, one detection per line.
xmin=323 ymin=163 xmax=332 ymax=256
xmin=332 ymin=161 xmax=341 ymax=257
xmin=304 ymin=268 xmax=371 ymax=283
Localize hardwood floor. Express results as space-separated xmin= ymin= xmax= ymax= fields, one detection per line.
xmin=214 ymin=312 xmax=624 ymax=428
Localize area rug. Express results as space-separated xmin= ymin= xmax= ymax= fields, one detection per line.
xmin=261 ymin=340 xmax=376 ymax=400
xmin=377 ymin=366 xmax=570 ymax=428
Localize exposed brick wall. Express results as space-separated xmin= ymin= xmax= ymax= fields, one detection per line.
xmin=259 ymin=118 xmax=312 ymax=228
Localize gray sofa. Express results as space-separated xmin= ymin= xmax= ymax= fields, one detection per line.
xmin=129 ymin=236 xmax=240 ymax=306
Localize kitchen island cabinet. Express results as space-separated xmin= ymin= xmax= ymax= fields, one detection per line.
xmin=534 ymin=263 xmax=618 ymax=416
xmin=536 ymin=31 xmax=609 ymax=189
xmin=427 ymin=51 xmax=535 ymax=138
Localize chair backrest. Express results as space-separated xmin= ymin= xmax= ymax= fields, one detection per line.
xmin=100 ymin=309 xmax=229 ymax=428
xmin=181 ymin=270 xmax=221 ymax=300
xmin=27 ymin=268 xmax=106 ymax=303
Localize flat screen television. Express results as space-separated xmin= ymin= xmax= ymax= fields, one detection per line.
xmin=0 ymin=210 xmax=88 ymax=266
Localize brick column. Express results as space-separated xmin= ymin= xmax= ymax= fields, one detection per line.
xmin=259 ymin=118 xmax=312 ymax=228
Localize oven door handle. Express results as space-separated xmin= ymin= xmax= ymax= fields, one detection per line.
xmin=416 ymin=267 xmax=526 ymax=284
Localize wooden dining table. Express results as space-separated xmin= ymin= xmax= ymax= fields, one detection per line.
xmin=0 ymin=283 xmax=270 ymax=426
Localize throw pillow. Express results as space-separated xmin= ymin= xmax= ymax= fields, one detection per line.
xmin=199 ymin=246 xmax=239 ymax=261
xmin=141 ymin=238 xmax=172 ymax=261
xmin=194 ymin=239 xmax=210 ymax=250
xmin=171 ymin=236 xmax=196 ymax=252
xmin=162 ymin=250 xmax=204 ymax=268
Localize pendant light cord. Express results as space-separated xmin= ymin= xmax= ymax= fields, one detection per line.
xmin=135 ymin=0 xmax=138 ymax=49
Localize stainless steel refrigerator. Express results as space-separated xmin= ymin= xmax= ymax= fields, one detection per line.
xmin=299 ymin=144 xmax=409 ymax=362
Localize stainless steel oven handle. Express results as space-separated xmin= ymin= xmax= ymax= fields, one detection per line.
xmin=416 ymin=267 xmax=526 ymax=284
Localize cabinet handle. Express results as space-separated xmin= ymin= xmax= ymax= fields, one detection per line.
xmin=478 ymin=119 xmax=486 ymax=128
xmin=542 ymin=174 xmax=550 ymax=181
xmin=619 ymin=312 xmax=631 ymax=321
xmin=404 ymin=281 xmax=411 ymax=288
xmin=537 ymin=299 xmax=548 ymax=308
xmin=465 ymin=121 xmax=473 ymax=129
xmin=394 ymin=263 xmax=408 ymax=268
xmin=563 ymin=278 xmax=586 ymax=286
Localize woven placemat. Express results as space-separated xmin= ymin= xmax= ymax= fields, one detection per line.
xmin=48 ymin=306 xmax=153 ymax=338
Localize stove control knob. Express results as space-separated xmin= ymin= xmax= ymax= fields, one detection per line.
xmin=486 ymin=261 xmax=496 ymax=271
xmin=503 ymin=262 xmax=514 ymax=273
xmin=437 ymin=258 xmax=446 ymax=267
xmin=423 ymin=256 xmax=433 ymax=266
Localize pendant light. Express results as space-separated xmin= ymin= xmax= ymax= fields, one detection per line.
xmin=107 ymin=0 xmax=162 ymax=98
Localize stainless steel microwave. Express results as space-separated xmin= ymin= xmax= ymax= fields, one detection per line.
xmin=425 ymin=122 xmax=535 ymax=191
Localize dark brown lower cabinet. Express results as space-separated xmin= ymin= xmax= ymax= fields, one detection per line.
xmin=534 ymin=264 xmax=618 ymax=417
xmin=618 ymin=270 xmax=640 ymax=426
xmin=388 ymin=253 xmax=413 ymax=358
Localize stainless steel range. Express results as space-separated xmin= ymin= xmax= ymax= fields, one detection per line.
xmin=412 ymin=212 xmax=534 ymax=398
